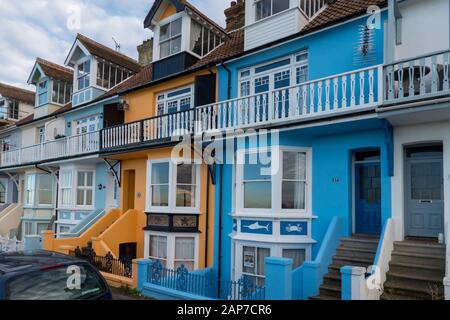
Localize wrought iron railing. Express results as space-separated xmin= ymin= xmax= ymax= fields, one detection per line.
xmin=384 ymin=49 xmax=450 ymax=104
xmin=71 ymin=247 xmax=132 ymax=278
xmin=147 ymin=260 xmax=266 ymax=300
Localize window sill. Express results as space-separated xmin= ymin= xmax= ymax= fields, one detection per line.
xmin=232 ymin=212 xmax=317 ymax=220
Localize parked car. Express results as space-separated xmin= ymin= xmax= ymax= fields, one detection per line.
xmin=0 ymin=250 xmax=112 ymax=300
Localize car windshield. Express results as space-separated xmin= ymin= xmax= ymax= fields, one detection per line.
xmin=6 ymin=263 xmax=108 ymax=300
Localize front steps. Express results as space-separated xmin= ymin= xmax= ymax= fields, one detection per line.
xmin=381 ymin=240 xmax=446 ymax=300
xmin=310 ymin=235 xmax=379 ymax=300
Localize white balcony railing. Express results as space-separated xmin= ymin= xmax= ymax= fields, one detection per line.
xmin=0 ymin=131 xmax=100 ymax=168
xmin=384 ymin=49 xmax=450 ymax=105
xmin=101 ymin=66 xmax=381 ymax=150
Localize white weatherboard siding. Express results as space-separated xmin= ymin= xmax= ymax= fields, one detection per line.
xmin=395 ymin=0 xmax=450 ymax=61
xmin=245 ymin=8 xmax=305 ymax=51
xmin=391 ymin=121 xmax=450 ymax=241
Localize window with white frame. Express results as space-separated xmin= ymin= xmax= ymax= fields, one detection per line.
xmin=190 ymin=20 xmax=223 ymax=57
xmin=159 ymin=18 xmax=182 ymax=59
xmin=60 ymin=171 xmax=73 ymax=206
xmin=37 ymin=174 xmax=53 ymax=205
xmin=156 ymin=87 xmax=193 ymax=116
xmin=59 ymin=225 xmax=71 ymax=234
xmin=0 ymin=99 xmax=5 ymax=119
xmin=37 ymin=127 xmax=45 ymax=144
xmin=76 ymin=171 xmax=94 ymax=206
xmin=237 ymin=148 xmax=311 ymax=214
xmin=238 ymin=51 xmax=309 ymax=98
xmin=255 ymin=0 xmax=290 ymax=21
xmin=147 ymin=161 xmax=200 ymax=212
xmin=24 ymin=222 xmax=33 ymax=236
xmin=77 ymin=60 xmax=91 ymax=90
xmin=242 ymin=246 xmax=270 ymax=286
xmin=51 ymin=80 xmax=72 ymax=105
xmin=37 ymin=80 xmax=49 ymax=106
xmin=96 ymin=60 xmax=133 ymax=90
xmin=36 ymin=223 xmax=48 ymax=235
xmin=25 ymin=175 xmax=35 ymax=206
xmin=75 ymin=115 xmax=100 ymax=135
xmin=176 ymin=164 xmax=197 ymax=208
xmin=148 ymin=233 xmax=197 ymax=271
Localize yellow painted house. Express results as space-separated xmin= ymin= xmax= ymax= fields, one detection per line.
xmin=44 ymin=0 xmax=244 ymax=274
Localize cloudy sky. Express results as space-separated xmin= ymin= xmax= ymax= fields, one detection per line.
xmin=0 ymin=0 xmax=231 ymax=90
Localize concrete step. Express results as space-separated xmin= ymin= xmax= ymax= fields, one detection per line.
xmin=332 ymin=255 xmax=374 ymax=268
xmin=323 ymin=273 xmax=342 ymax=287
xmin=319 ymin=284 xmax=341 ymax=298
xmin=340 ymin=236 xmax=379 ymax=251
xmin=391 ymin=251 xmax=446 ymax=268
xmin=386 ymin=270 xmax=444 ymax=285
xmin=383 ymin=279 xmax=444 ymax=300
xmin=336 ymin=246 xmax=377 ymax=260
xmin=389 ymin=261 xmax=445 ymax=279
xmin=380 ymin=293 xmax=422 ymax=300
xmin=393 ymin=241 xmax=446 ymax=256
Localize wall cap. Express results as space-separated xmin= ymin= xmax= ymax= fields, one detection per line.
xmin=341 ymin=266 xmax=366 ymax=276
xmin=265 ymin=257 xmax=292 ymax=266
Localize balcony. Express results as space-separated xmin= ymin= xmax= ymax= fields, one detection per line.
xmin=384 ymin=50 xmax=450 ymax=105
xmin=101 ymin=65 xmax=382 ymax=151
xmin=0 ymin=131 xmax=100 ymax=168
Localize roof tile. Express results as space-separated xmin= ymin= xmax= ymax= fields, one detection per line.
xmin=0 ymin=83 xmax=35 ymax=105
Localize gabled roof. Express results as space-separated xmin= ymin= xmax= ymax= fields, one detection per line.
xmin=0 ymin=83 xmax=35 ymax=105
xmin=28 ymin=58 xmax=73 ymax=85
xmin=66 ymin=34 xmax=142 ymax=73
xmin=144 ymin=0 xmax=226 ymax=36
xmin=302 ymin=0 xmax=387 ymax=33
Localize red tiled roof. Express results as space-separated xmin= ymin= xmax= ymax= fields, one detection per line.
xmin=36 ymin=58 xmax=73 ymax=83
xmin=303 ymin=0 xmax=387 ymax=32
xmin=0 ymin=82 xmax=35 ymax=105
xmin=76 ymin=34 xmax=142 ymax=73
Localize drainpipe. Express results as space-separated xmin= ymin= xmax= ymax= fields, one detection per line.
xmin=221 ymin=61 xmax=232 ymax=101
xmin=205 ymin=167 xmax=210 ymax=268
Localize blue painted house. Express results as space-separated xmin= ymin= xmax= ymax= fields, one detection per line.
xmin=206 ymin=0 xmax=391 ymax=299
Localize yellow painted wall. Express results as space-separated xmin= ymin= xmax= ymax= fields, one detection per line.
xmin=123 ymin=68 xmax=216 ymax=123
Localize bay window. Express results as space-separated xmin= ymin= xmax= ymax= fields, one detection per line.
xmin=51 ymin=80 xmax=72 ymax=105
xmin=25 ymin=175 xmax=35 ymax=206
xmin=237 ymin=148 xmax=311 ymax=214
xmin=242 ymin=246 xmax=270 ymax=286
xmin=60 ymin=171 xmax=72 ymax=206
xmin=147 ymin=160 xmax=200 ymax=212
xmin=176 ymin=164 xmax=196 ymax=208
xmin=76 ymin=171 xmax=94 ymax=206
xmin=96 ymin=60 xmax=132 ymax=90
xmin=37 ymin=80 xmax=49 ymax=106
xmin=77 ymin=60 xmax=90 ymax=90
xmin=148 ymin=233 xmax=197 ymax=271
xmin=37 ymin=175 xmax=53 ymax=205
xmin=282 ymin=248 xmax=306 ymax=269
xmin=159 ymin=18 xmax=182 ymax=58
xmin=150 ymin=162 xmax=169 ymax=207
xmin=255 ymin=0 xmax=290 ymax=21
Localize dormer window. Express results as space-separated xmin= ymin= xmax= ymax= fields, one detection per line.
xmin=51 ymin=80 xmax=72 ymax=105
xmin=77 ymin=60 xmax=90 ymax=90
xmin=160 ymin=18 xmax=182 ymax=58
xmin=38 ymin=81 xmax=49 ymax=106
xmin=255 ymin=0 xmax=290 ymax=21
xmin=96 ymin=60 xmax=133 ymax=90
xmin=190 ymin=20 xmax=223 ymax=57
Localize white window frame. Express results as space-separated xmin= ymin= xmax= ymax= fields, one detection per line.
xmin=37 ymin=80 xmax=49 ymax=107
xmin=76 ymin=57 xmax=91 ymax=92
xmin=235 ymin=146 xmax=312 ymax=217
xmin=74 ymin=115 xmax=101 ymax=135
xmin=156 ymin=86 xmax=194 ymax=116
xmin=145 ymin=231 xmax=199 ymax=271
xmin=146 ymin=159 xmax=201 ymax=214
xmin=51 ymin=79 xmax=72 ymax=105
xmin=75 ymin=171 xmax=95 ymax=209
xmin=189 ymin=18 xmax=223 ymax=58
xmin=96 ymin=58 xmax=132 ymax=90
xmin=233 ymin=240 xmax=311 ymax=282
xmin=24 ymin=174 xmax=36 ymax=206
xmin=254 ymin=0 xmax=291 ymax=22
xmin=37 ymin=174 xmax=54 ymax=206
xmin=238 ymin=51 xmax=309 ymax=98
xmin=158 ymin=16 xmax=183 ymax=59
xmin=59 ymin=171 xmax=73 ymax=207
xmin=23 ymin=221 xmax=33 ymax=236
xmin=37 ymin=126 xmax=45 ymax=144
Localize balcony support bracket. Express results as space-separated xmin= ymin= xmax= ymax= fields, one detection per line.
xmin=5 ymin=172 xmax=20 ymax=190
xmin=103 ymin=159 xmax=121 ymax=187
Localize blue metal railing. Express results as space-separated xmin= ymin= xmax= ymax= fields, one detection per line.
xmin=147 ymin=260 xmax=266 ymax=300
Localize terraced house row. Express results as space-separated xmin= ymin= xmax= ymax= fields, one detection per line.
xmin=0 ymin=0 xmax=449 ymax=300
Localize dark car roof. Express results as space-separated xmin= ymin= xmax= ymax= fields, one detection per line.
xmin=0 ymin=250 xmax=83 ymax=275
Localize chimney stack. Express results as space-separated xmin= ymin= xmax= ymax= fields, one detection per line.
xmin=224 ymin=0 xmax=245 ymax=32
xmin=137 ymin=38 xmax=154 ymax=66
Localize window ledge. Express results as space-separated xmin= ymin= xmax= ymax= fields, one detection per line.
xmin=231 ymin=212 xmax=317 ymax=220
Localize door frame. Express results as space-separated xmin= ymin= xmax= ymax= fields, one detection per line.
xmin=403 ymin=143 xmax=444 ymax=238
xmin=352 ymin=149 xmax=382 ymax=235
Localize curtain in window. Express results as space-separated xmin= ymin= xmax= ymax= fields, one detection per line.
xmin=190 ymin=20 xmax=203 ymax=56
xmin=176 ymin=164 xmax=196 ymax=207
xmin=174 ymin=237 xmax=195 ymax=271
xmin=60 ymin=171 xmax=72 ymax=205
xmin=37 ymin=175 xmax=53 ymax=205
xmin=151 ymin=163 xmax=169 ymax=207
xmin=150 ymin=235 xmax=168 ymax=266
xmin=282 ymin=249 xmax=306 ymax=269
xmin=282 ymin=152 xmax=306 ymax=209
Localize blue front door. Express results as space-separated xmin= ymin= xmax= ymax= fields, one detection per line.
xmin=355 ymin=162 xmax=382 ymax=235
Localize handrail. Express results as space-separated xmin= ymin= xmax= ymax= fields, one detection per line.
xmin=385 ymin=49 xmax=450 ymax=67
xmin=58 ymin=209 xmax=106 ymax=238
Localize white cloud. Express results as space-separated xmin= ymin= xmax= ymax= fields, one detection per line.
xmin=0 ymin=0 xmax=231 ymax=90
